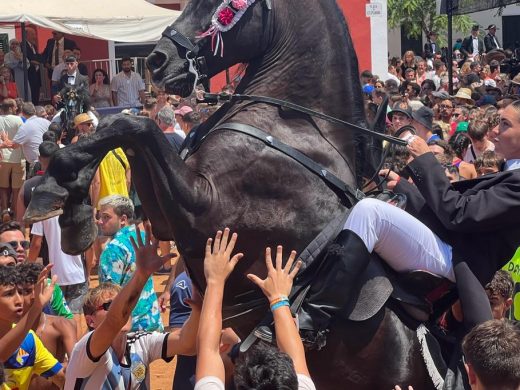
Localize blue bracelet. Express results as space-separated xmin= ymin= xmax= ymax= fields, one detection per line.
xmin=270 ymin=300 xmax=290 ymax=312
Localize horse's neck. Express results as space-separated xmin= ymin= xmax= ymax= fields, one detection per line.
xmin=237 ymin=1 xmax=363 ymax=124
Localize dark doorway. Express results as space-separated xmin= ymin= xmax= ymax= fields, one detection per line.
xmin=503 ymin=15 xmax=520 ymax=51
xmin=400 ymin=26 xmax=423 ymax=56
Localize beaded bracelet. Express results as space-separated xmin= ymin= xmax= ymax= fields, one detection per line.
xmin=269 ymin=295 xmax=289 ymax=306
xmin=270 ymin=299 xmax=290 ymax=312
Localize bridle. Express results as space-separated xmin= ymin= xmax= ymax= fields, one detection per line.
xmin=160 ymin=0 xmax=273 ymax=92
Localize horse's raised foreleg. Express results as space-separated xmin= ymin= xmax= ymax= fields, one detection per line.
xmin=25 ymin=114 xmax=211 ymax=255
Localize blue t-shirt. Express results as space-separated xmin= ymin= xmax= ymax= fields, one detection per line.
xmin=169 ymin=272 xmax=196 ymax=390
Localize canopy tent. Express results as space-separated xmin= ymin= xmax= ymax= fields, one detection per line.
xmin=0 ymin=0 xmax=181 ymax=42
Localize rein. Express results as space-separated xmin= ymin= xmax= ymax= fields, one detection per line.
xmin=203 ymin=92 xmax=407 ymax=146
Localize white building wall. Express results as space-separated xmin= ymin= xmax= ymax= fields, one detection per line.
xmin=387 ymin=4 xmax=520 ymax=57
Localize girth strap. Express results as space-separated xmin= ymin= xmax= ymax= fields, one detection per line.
xmin=212 ymin=122 xmax=364 ymax=207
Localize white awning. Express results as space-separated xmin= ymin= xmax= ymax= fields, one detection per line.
xmin=0 ymin=0 xmax=181 ymax=42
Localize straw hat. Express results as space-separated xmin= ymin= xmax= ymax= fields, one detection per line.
xmin=74 ymin=113 xmax=93 ymax=128
xmin=453 ymin=88 xmax=475 ymax=105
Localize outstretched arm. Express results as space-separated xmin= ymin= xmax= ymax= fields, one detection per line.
xmin=0 ymin=265 xmax=56 ymax=361
xmin=196 ymin=229 xmax=243 ymax=383
xmin=247 ymin=247 xmax=307 ymax=375
xmin=88 ymin=224 xmax=174 ymax=359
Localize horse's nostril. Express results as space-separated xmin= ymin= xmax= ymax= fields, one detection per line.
xmin=147 ymin=51 xmax=168 ymax=72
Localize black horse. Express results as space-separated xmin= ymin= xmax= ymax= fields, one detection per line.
xmin=59 ymin=85 xmax=90 ymax=144
xmin=25 ymin=0 xmax=443 ymax=388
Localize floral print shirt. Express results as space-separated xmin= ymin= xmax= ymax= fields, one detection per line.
xmin=99 ymin=225 xmax=163 ymax=332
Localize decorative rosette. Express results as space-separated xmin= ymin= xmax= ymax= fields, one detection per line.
xmin=218 ymin=7 xmax=235 ymax=26
xmin=197 ymin=0 xmax=257 ymax=56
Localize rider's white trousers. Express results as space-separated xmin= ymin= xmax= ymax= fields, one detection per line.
xmin=344 ymin=198 xmax=456 ymax=282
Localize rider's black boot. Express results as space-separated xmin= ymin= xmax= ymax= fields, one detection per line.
xmin=298 ymin=229 xmax=371 ymax=349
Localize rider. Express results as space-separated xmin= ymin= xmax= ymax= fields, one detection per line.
xmin=300 ymin=100 xmax=520 ymax=343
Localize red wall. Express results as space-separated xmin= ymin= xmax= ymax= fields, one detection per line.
xmin=211 ymin=0 xmax=372 ymax=92
xmin=338 ymin=0 xmax=371 ymax=73
xmin=15 ymin=25 xmax=108 ymax=61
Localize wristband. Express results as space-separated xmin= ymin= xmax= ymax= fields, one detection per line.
xmin=269 ymin=295 xmax=289 ymax=305
xmin=270 ymin=299 xmax=290 ymax=312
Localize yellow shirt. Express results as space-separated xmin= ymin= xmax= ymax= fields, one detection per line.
xmin=503 ymin=248 xmax=520 ymax=321
xmin=97 ymin=148 xmax=129 ymax=208
xmin=2 ymin=330 xmax=62 ymax=390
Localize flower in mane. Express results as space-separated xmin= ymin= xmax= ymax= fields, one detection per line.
xmin=231 ymin=0 xmax=248 ymax=10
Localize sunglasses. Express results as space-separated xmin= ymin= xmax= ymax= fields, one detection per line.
xmin=7 ymin=240 xmax=30 ymax=250
xmin=440 ymin=105 xmax=453 ymax=109
xmin=96 ymin=300 xmax=112 ymax=312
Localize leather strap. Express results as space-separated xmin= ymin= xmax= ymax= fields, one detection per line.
xmin=204 ymin=93 xmax=407 ymax=146
xmin=212 ymin=122 xmax=364 ymax=206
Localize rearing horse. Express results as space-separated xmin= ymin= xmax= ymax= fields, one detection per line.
xmin=25 ymin=0 xmax=438 ymax=388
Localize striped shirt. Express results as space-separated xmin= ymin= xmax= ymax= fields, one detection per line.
xmin=110 ymin=71 xmax=145 ymax=107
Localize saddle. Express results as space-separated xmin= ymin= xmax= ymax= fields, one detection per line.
xmin=346 ymin=255 xmax=455 ymax=323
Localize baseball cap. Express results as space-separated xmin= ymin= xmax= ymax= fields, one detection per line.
xmin=65 ymin=55 xmax=77 ymax=63
xmin=174 ymin=106 xmax=194 ymax=117
xmin=387 ymin=107 xmax=412 ymax=121
xmin=432 ymin=91 xmax=452 ymax=100
xmin=0 ymin=242 xmax=17 ymax=261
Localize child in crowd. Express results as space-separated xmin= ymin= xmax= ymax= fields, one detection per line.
xmin=484 ymin=270 xmax=513 ymax=320
xmin=0 ymin=265 xmax=65 ymax=389
xmin=474 ymin=150 xmax=503 ymax=176
xmin=16 ymin=262 xmax=77 ymax=364
xmin=64 ymin=224 xmax=200 ymax=389
xmin=195 ymin=228 xmax=316 ymax=390
xmin=462 ymin=320 xmax=520 ymax=389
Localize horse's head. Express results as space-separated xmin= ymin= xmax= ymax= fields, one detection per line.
xmin=147 ymin=0 xmax=271 ymax=96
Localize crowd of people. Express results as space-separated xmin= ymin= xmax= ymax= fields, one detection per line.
xmin=0 ymin=23 xmax=519 ymax=390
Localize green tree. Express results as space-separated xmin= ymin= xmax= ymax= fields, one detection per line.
xmin=388 ymin=0 xmax=474 ymax=47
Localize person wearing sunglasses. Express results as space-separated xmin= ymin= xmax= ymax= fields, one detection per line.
xmin=0 ymin=221 xmax=29 ymax=263
xmin=65 ymin=224 xmax=201 ymax=390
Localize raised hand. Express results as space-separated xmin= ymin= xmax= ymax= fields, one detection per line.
xmin=203 ymin=228 xmax=243 ymax=285
xmin=247 ymin=246 xmax=302 ymax=302
xmin=33 ymin=264 xmax=57 ymax=309
xmin=130 ymin=224 xmax=175 ymax=277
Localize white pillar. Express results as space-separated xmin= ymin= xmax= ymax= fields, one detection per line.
xmin=368 ymin=0 xmax=389 ymax=79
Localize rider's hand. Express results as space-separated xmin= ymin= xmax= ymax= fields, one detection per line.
xmin=130 ymin=224 xmax=175 ymax=278
xmin=379 ymin=169 xmax=401 ymax=190
xmin=406 ymin=135 xmax=431 ymax=158
xmin=247 ymin=246 xmax=302 ymax=302
xmin=33 ymin=264 xmax=58 ymax=310
xmin=203 ymin=228 xmax=243 ymax=285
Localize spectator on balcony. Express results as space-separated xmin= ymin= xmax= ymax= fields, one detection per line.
xmin=72 ymin=47 xmax=89 ymax=77
xmin=42 ymin=31 xmax=76 ymax=79
xmin=89 ymin=68 xmax=113 ymax=108
xmin=111 ymin=57 xmax=145 ymax=108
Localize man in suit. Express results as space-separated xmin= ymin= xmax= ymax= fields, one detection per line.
xmin=484 ymin=24 xmax=501 ymax=52
xmin=461 ymin=25 xmax=485 ymax=61
xmin=42 ymin=31 xmax=76 ymax=79
xmin=300 ymin=100 xmax=520 ymax=340
xmin=53 ymin=55 xmax=89 ymax=105
xmin=24 ymin=26 xmax=42 ymax=105
xmin=58 ymin=55 xmax=88 ymax=91
xmin=423 ymin=31 xmax=438 ymax=62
